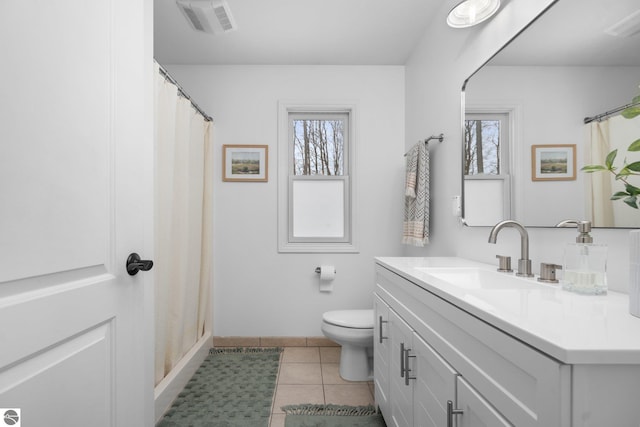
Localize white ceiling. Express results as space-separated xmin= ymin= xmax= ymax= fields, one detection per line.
xmin=490 ymin=0 xmax=640 ymax=66
xmin=154 ymin=0 xmax=441 ymax=65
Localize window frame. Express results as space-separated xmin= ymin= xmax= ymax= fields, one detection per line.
xmin=463 ymin=104 xmax=521 ymax=225
xmin=277 ymin=101 xmax=358 ymax=253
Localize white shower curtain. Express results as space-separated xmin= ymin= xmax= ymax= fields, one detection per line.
xmin=154 ymin=64 xmax=213 ymax=385
xmin=585 ymin=121 xmax=614 ymax=227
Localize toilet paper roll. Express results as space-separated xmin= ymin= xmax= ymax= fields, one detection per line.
xmin=320 ymin=265 xmax=336 ymax=281
xmin=319 ymin=265 xmax=335 ymax=292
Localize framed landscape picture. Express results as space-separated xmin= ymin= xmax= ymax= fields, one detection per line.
xmin=223 ymin=144 xmax=268 ymax=182
xmin=531 ymin=144 xmax=576 ymax=181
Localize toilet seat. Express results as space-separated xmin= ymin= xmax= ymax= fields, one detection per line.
xmin=322 ymin=309 xmax=373 ymax=329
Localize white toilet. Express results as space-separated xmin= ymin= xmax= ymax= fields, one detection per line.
xmin=321 ymin=309 xmax=374 ymax=381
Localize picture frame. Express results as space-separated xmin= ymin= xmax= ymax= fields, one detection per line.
xmin=222 ymin=144 xmax=268 ymax=182
xmin=531 ymin=144 xmax=576 ymax=181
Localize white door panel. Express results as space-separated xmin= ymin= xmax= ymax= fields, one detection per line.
xmin=0 ymin=0 xmax=153 ymax=426
xmin=373 ymin=294 xmax=391 ymax=417
xmin=389 ymin=310 xmax=414 ymax=427
xmin=0 ymin=322 xmax=114 ymax=426
xmin=413 ymin=333 xmax=458 ymax=427
xmin=0 ymin=0 xmax=111 ymax=283
xmin=457 ymin=377 xmax=512 ymax=427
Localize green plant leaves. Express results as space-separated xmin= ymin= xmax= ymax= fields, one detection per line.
xmin=605 ymin=149 xmax=618 ymax=169
xmin=629 ymin=139 xmax=640 ymax=152
xmin=624 ymin=197 xmax=639 ymax=209
xmin=622 ymin=95 xmax=640 ymax=119
xmin=627 ymin=161 xmax=640 ymax=172
xmin=626 ymin=183 xmax=640 ymax=196
xmin=581 ymin=165 xmax=607 ymax=173
xmin=611 ymin=185 xmax=640 ymax=209
xmin=582 ymin=90 xmax=640 ymax=211
xmin=611 ymin=191 xmax=628 ymax=200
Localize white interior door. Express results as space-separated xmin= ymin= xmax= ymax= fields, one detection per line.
xmin=0 ymin=1 xmax=154 ymax=426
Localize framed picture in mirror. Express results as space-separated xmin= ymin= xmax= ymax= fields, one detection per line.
xmin=531 ymin=144 xmax=576 ymax=181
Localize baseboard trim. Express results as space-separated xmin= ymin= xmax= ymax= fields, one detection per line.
xmin=212 ymin=336 xmax=339 ymax=347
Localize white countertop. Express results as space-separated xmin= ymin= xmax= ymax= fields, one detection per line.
xmin=375 ymin=256 xmax=640 ymax=364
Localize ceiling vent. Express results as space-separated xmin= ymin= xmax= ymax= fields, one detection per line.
xmin=605 ymin=9 xmax=640 ymax=38
xmin=176 ymin=0 xmax=237 ymax=34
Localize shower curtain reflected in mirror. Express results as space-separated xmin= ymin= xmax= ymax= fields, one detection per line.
xmin=586 ymin=115 xmax=640 ymax=228
xmin=154 ymin=64 xmax=213 ymax=385
xmin=585 ymin=120 xmax=614 ymax=227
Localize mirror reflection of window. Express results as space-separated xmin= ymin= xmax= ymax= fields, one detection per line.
xmin=464 ymin=113 xmax=509 ymax=176
xmin=465 ymin=116 xmax=502 ymax=175
xmin=463 ymin=112 xmax=512 ymax=226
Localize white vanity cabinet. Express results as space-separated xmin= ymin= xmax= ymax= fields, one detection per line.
xmin=374 ymin=257 xmax=640 ymax=427
xmin=376 ymin=284 xmax=511 ymax=427
xmin=374 ymin=262 xmax=569 ymax=427
xmin=373 ymin=294 xmax=391 ymax=417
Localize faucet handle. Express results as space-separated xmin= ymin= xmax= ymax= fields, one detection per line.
xmin=538 ymin=262 xmax=562 ymax=284
xmin=496 ymin=255 xmax=513 ymax=273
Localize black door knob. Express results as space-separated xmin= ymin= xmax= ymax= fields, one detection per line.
xmin=126 ymin=253 xmax=154 ymax=276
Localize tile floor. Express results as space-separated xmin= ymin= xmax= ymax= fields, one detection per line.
xmin=268 ymin=346 xmax=375 ymax=427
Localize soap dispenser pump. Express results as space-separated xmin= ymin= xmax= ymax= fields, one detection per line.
xmin=556 ymin=219 xmax=607 ymax=295
xmin=556 ymin=219 xmax=593 ymax=243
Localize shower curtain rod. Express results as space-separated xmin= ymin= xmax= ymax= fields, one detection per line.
xmin=583 ymin=101 xmax=640 ymax=124
xmin=155 ymin=60 xmax=213 ymax=122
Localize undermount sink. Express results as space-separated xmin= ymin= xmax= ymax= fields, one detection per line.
xmin=415 ymin=267 xmax=536 ymax=291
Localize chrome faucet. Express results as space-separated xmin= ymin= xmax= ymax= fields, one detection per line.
xmin=488 ymin=220 xmax=533 ymax=277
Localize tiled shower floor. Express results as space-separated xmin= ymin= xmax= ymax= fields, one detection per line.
xmin=268 ymin=346 xmax=375 ymax=427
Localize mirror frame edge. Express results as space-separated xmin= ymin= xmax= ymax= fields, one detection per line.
xmin=459 ymin=0 xmax=562 ymax=228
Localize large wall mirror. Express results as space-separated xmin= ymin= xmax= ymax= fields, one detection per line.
xmin=462 ymin=0 xmax=640 ymax=228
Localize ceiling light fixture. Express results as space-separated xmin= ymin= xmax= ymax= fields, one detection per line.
xmin=447 ymin=0 xmax=501 ymax=28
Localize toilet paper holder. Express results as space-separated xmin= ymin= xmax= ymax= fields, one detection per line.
xmin=315 ymin=266 xmax=336 ymax=274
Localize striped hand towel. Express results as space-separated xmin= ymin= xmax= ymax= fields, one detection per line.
xmin=403 ymin=142 xmax=430 ymax=246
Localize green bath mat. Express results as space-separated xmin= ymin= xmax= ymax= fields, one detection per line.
xmin=157 ymin=347 xmax=282 ymax=427
xmin=282 ymin=404 xmax=387 ymax=427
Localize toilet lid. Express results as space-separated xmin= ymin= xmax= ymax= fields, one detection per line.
xmin=323 ymin=309 xmax=374 ymax=329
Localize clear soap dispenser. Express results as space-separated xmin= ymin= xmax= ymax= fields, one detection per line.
xmin=557 ymin=220 xmax=607 ymax=295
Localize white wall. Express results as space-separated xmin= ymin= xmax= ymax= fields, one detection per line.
xmin=165 ymin=65 xmax=406 ymax=336
xmin=404 ymin=0 xmax=635 ymax=293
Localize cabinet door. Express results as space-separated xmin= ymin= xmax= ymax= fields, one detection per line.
xmin=456 ymin=377 xmax=512 ymax=427
xmin=412 ymin=332 xmax=458 ymax=427
xmin=389 ymin=309 xmax=414 ymax=427
xmin=373 ymin=294 xmax=391 ymax=418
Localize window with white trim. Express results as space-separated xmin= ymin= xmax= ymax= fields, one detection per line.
xmin=278 ymin=103 xmax=357 ymax=253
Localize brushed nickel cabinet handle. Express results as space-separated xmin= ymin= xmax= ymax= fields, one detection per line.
xmin=404 ymin=347 xmax=416 ymax=386
xmin=447 ymin=400 xmax=464 ymax=427
xmin=400 ymin=343 xmax=405 ymax=378
xmin=378 ymin=315 xmax=388 ymax=343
